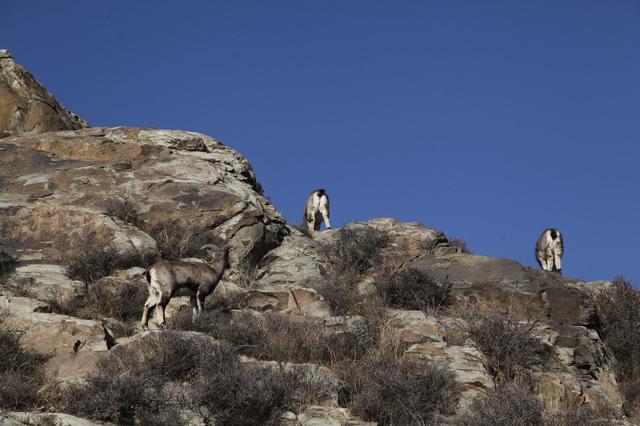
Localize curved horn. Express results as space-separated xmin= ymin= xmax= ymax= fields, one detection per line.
xmin=200 ymin=244 xmax=218 ymax=251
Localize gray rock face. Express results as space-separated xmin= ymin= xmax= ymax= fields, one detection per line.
xmin=0 ymin=296 xmax=115 ymax=354
xmin=2 ymin=412 xmax=112 ymax=426
xmin=0 ymin=50 xmax=88 ymax=137
xmin=0 ymin=127 xmax=286 ymax=266
xmin=7 ymin=264 xmax=83 ymax=302
xmin=408 ymin=254 xmax=597 ymax=326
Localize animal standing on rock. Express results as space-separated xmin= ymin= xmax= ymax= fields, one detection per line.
xmin=141 ymin=243 xmax=229 ymax=329
xmin=303 ymin=189 xmax=331 ymax=234
xmin=535 ymin=228 xmax=563 ymax=274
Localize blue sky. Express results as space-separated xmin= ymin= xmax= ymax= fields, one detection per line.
xmin=3 ymin=1 xmax=640 ymax=283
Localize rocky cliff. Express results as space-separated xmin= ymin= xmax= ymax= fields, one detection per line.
xmin=0 ymin=51 xmax=635 ymax=425
xmin=0 ymin=50 xmax=88 ymax=138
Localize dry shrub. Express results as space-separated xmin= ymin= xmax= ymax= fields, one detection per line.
xmin=375 ymin=267 xmax=453 ymax=312
xmin=55 ymin=331 xmax=315 ymax=425
xmin=0 ymin=250 xmax=18 ymax=281
xmin=65 ymin=239 xmax=152 ymax=284
xmin=0 ymin=317 xmax=48 ymax=410
xmin=105 ymin=198 xmax=142 ymax=227
xmin=144 ymin=219 xmax=211 ymax=261
xmin=460 ymin=386 xmax=618 ymax=426
xmin=174 ymin=309 xmax=378 ymax=364
xmin=236 ymin=256 xmax=259 ymax=288
xmin=448 ymin=237 xmax=473 ymax=254
xmin=544 ymin=395 xmax=618 ymax=426
xmin=322 ymin=226 xmax=390 ymax=277
xmin=458 ymin=383 xmax=544 ymax=426
xmin=315 ymin=227 xmax=389 ymax=318
xmin=595 ymin=275 xmax=640 ymax=416
xmin=315 ymin=272 xmax=385 ymax=318
xmin=342 ymin=342 xmax=459 ymax=424
xmin=47 ymin=278 xmax=148 ymax=337
xmin=462 ymin=308 xmax=545 ymax=383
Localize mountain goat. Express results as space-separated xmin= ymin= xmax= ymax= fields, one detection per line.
xmin=303 ymin=189 xmax=331 ymax=233
xmin=535 ymin=228 xmax=563 ymax=274
xmin=141 ymin=244 xmax=229 ymax=329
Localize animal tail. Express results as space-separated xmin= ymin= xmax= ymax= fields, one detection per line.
xmin=143 ymin=269 xmax=151 ymax=283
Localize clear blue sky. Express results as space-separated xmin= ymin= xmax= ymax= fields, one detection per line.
xmin=4 ymin=1 xmax=640 ymax=283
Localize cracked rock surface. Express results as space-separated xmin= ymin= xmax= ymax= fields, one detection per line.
xmin=0 ymin=49 xmax=88 ymax=137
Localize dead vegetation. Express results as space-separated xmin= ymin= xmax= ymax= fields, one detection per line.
xmin=595 ymin=275 xmax=640 ymax=418
xmin=0 ymin=250 xmax=18 ymax=282
xmin=0 ymin=316 xmax=48 ymax=411
xmin=105 ymin=198 xmax=143 ymax=227
xmin=316 ymin=226 xmax=453 ymax=319
xmin=458 ymin=383 xmax=617 ymax=426
xmin=173 ymin=309 xmax=378 ymax=364
xmin=321 ymin=226 xmax=390 ymax=278
xmin=460 ymin=307 xmax=546 ymax=383
xmin=375 ymin=267 xmax=453 ymax=312
xmin=143 ymin=219 xmax=211 ymax=261
xmin=341 ymin=336 xmax=459 ymax=425
xmin=53 ymin=331 xmax=329 ymax=425
xmin=457 ymin=383 xmax=545 ymax=426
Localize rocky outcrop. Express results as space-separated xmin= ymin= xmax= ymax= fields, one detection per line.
xmin=0 ymin=295 xmax=114 ymax=354
xmin=7 ymin=264 xmax=83 ymax=301
xmin=1 ymin=412 xmax=112 ymax=426
xmin=0 ymin=55 xmax=629 ymax=425
xmin=0 ymin=50 xmax=88 ymax=137
xmin=408 ymin=254 xmax=597 ymax=326
xmin=0 ymin=126 xmax=286 ymax=266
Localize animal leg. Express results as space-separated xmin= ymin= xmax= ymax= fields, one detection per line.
xmin=196 ymin=291 xmax=206 ymax=317
xmin=306 ymin=219 xmax=316 ymax=234
xmin=190 ymin=295 xmax=198 ymax=320
xmin=554 ymin=253 xmax=562 ymax=274
xmin=320 ymin=206 xmax=331 ymax=229
xmin=155 ymin=291 xmax=169 ymax=327
xmin=141 ymin=292 xmax=157 ymax=329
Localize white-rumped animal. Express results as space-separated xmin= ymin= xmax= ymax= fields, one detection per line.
xmin=141 ymin=244 xmax=229 ymax=329
xmin=535 ymin=228 xmax=563 ymax=274
xmin=303 ymin=189 xmax=331 ymax=233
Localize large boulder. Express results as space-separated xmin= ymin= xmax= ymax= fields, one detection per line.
xmin=0 ymin=295 xmax=114 ymax=354
xmin=0 ymin=127 xmax=286 ymax=266
xmin=0 ymin=50 xmax=88 ymax=137
xmin=407 ymin=254 xmax=597 ymax=327
xmin=7 ymin=264 xmax=83 ymax=302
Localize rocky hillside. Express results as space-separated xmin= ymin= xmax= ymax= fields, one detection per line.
xmin=1 ymin=51 xmax=638 ymax=426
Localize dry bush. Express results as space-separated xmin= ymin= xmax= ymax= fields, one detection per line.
xmin=174 ymin=309 xmax=378 ymax=364
xmin=105 ymin=198 xmax=142 ymax=227
xmin=460 ymin=386 xmax=618 ymax=426
xmin=462 ymin=308 xmax=545 ymax=383
xmin=0 ymin=250 xmax=18 ymax=281
xmin=47 ymin=278 xmax=148 ymax=336
xmin=448 ymin=238 xmax=473 ymax=254
xmin=458 ymin=383 xmax=544 ymax=426
xmin=191 ymin=346 xmax=303 ymax=425
xmin=322 ymin=227 xmax=391 ymax=277
xmin=144 ymin=219 xmax=211 ymax=261
xmin=342 ymin=343 xmax=459 ymax=424
xmin=314 ymin=271 xmax=385 ymax=318
xmin=55 ymin=331 xmax=316 ymax=425
xmin=0 ymin=318 xmax=49 ymax=410
xmin=375 ymin=267 xmax=453 ymax=312
xmin=236 ymin=256 xmax=259 ymax=288
xmin=65 ymin=239 xmax=150 ymax=283
xmin=595 ymin=275 xmax=640 ymax=416
xmin=544 ymin=395 xmax=618 ymax=426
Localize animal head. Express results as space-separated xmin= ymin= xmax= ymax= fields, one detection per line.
xmin=200 ymin=241 xmax=230 ymax=265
